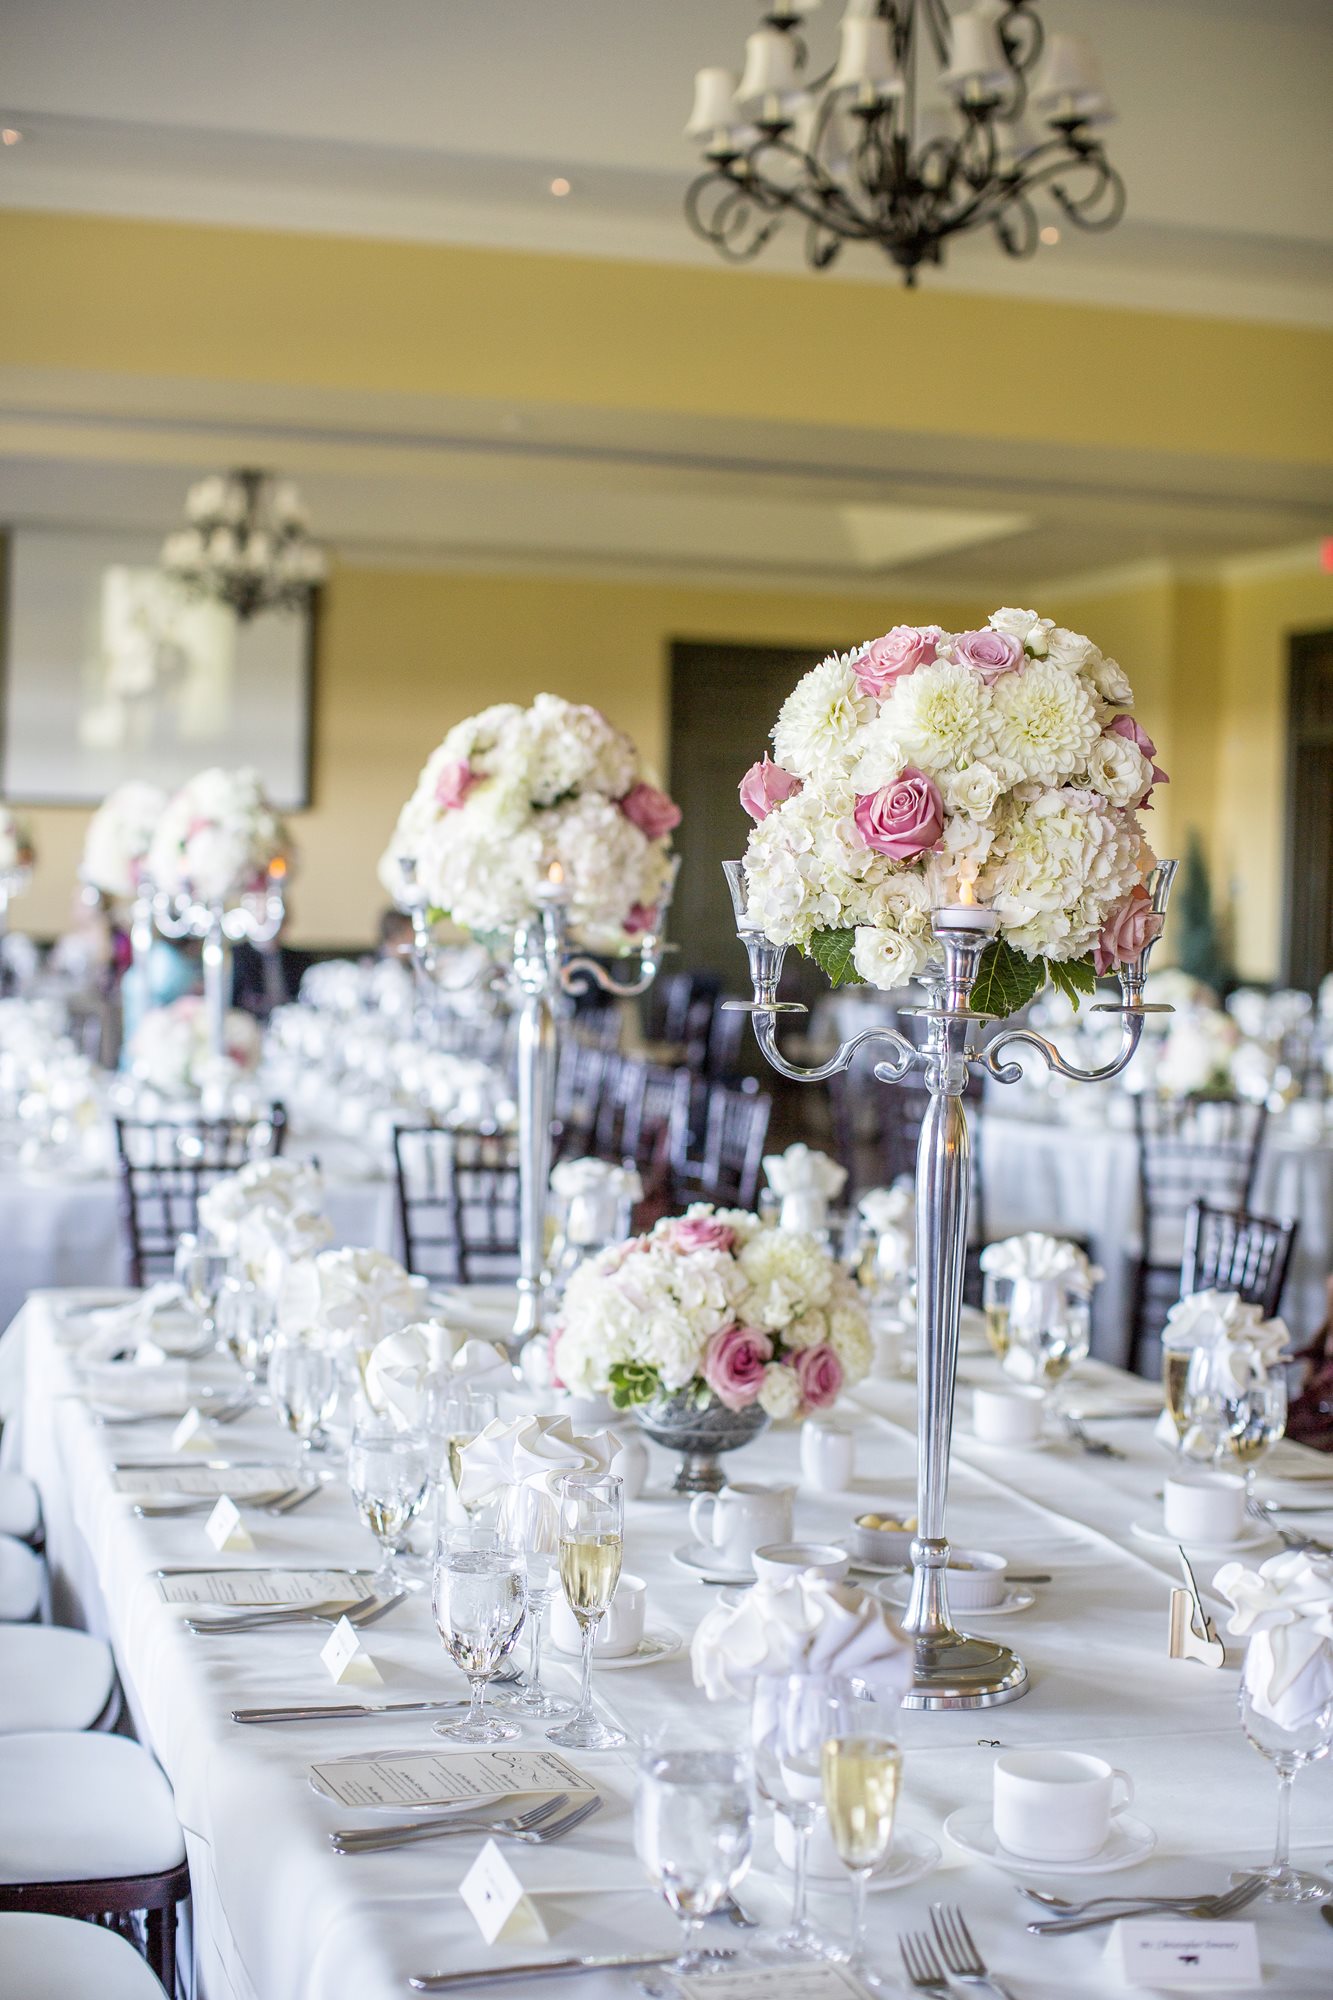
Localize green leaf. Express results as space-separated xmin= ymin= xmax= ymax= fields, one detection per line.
xmin=970 ymin=939 xmax=1047 ymax=1020
xmin=606 ymin=1361 xmax=661 ymax=1410
xmin=807 ymin=927 xmax=865 ymax=989
xmin=1046 ymin=954 xmax=1098 ymax=1012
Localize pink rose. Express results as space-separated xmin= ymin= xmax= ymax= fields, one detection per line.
xmin=738 ymin=756 xmax=803 ymax=823
xmin=1108 ymin=714 xmax=1169 ymax=803
xmin=853 ymin=626 xmax=940 ymax=697
xmin=548 ymin=1325 xmax=567 ymax=1392
xmin=703 ymin=1323 xmax=773 ymax=1411
xmin=794 ymin=1343 xmax=844 ymax=1411
xmin=854 ymin=767 xmax=945 ymax=860
xmin=619 ymin=782 xmax=681 ymax=840
xmin=951 ymin=629 xmax=1023 ymax=683
xmin=672 ymin=1212 xmax=737 ymax=1255
xmin=623 ymin=902 xmax=657 ymax=936
xmin=434 ymin=760 xmax=479 ymax=811
xmin=1093 ymin=884 xmax=1163 ymax=977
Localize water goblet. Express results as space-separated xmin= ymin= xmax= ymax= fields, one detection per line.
xmin=1235 ymin=1683 xmax=1333 ymax=1902
xmin=819 ymin=1680 xmax=902 ymax=1987
xmin=431 ymin=1525 xmax=526 ymax=1744
xmin=347 ymin=1419 xmax=430 ymax=1596
xmin=173 ymin=1232 xmax=229 ymax=1349
xmin=268 ymin=1331 xmax=337 ymax=1452
xmin=1222 ymin=1372 xmax=1288 ymax=1498
xmin=546 ymin=1472 xmax=626 ymax=1751
xmin=215 ymin=1274 xmax=277 ymax=1388
xmin=495 ymin=1481 xmax=574 ymax=1721
xmin=635 ymin=1722 xmax=754 ymax=1985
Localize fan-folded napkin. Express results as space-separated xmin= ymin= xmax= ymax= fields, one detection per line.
xmin=364 ymin=1321 xmax=511 ymax=1429
xmin=763 ymin=1143 xmax=847 ymax=1233
xmin=1213 ymin=1549 xmax=1333 ymax=1730
xmin=456 ymin=1414 xmax=621 ymax=1510
xmin=858 ymin=1184 xmax=914 ymax=1279
xmin=78 ymin=1283 xmax=186 ymax=1363
xmin=691 ymin=1574 xmax=912 ymax=1703
xmin=1164 ymin=1288 xmax=1288 ymax=1388
xmin=550 ymin=1158 xmax=642 ymax=1246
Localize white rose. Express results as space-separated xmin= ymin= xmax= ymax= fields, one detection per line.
xmin=1085 ymin=732 xmax=1153 ymax=808
xmin=1042 ymin=626 xmax=1095 ymax=670
xmin=942 ymin=760 xmax=1005 ymax=820
xmin=852 ymin=924 xmax=929 ymax=991
xmin=758 ymin=1362 xmax=802 ymax=1420
xmin=988 ymin=608 xmax=1053 ymax=656
xmin=1081 ymin=651 xmax=1135 ymax=706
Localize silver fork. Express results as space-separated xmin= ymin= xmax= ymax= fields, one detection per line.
xmin=1061 ymin=1414 xmax=1126 ymax=1459
xmin=334 ymin=1793 xmax=601 ymax=1855
xmin=185 ymin=1591 xmax=384 ymax=1634
xmin=1026 ymin=1875 xmax=1265 ymax=1936
xmin=931 ymin=1905 xmax=1013 ymax=1998
xmin=899 ymin=1929 xmax=953 ymax=1997
xmin=330 ymin=1793 xmax=568 ymax=1855
xmin=1246 ymin=1498 xmax=1333 ymax=1556
xmin=1021 ymin=1870 xmax=1262 ymax=1917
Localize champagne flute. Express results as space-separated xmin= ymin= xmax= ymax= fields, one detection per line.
xmin=1223 ymin=1373 xmax=1288 ymax=1498
xmin=495 ymin=1481 xmax=574 ymax=1720
xmin=546 ymin=1471 xmax=625 ymax=1750
xmin=268 ymin=1331 xmax=336 ymax=1452
xmin=751 ymin=1673 xmax=840 ymax=1959
xmin=635 ymin=1722 xmax=753 ymax=1983
xmin=347 ymin=1419 xmax=430 ymax=1596
xmin=446 ymin=1386 xmax=497 ymax=1519
xmin=982 ymin=1272 xmax=1012 ymax=1363
xmin=431 ymin=1526 xmax=526 ymax=1744
xmin=820 ymin=1683 xmax=902 ymax=1984
xmin=1235 ymin=1684 xmax=1333 ymax=1902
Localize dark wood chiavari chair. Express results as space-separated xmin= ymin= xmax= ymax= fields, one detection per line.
xmin=392 ymin=1125 xmax=520 ymax=1286
xmin=670 ymin=1078 xmax=772 ymax=1210
xmin=114 ymin=1107 xmax=287 ymax=1287
xmin=551 ymin=1037 xmax=610 ymax=1162
xmin=1180 ymin=1198 xmax=1298 ymax=1319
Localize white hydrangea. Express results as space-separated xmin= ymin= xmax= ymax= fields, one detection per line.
xmin=82 ymin=781 xmax=166 ymax=901
xmin=986 ymin=789 xmax=1145 ymax=961
xmin=146 ymin=766 xmax=287 ymax=906
xmin=828 ymin=1305 xmax=874 ymax=1380
xmin=772 ymin=655 xmax=873 ymax=782
xmin=744 ymin=785 xmax=890 ymax=948
xmin=990 ymin=660 xmax=1101 ymax=786
xmin=848 ymin=715 xmax=906 ymax=794
xmin=758 ymin=1363 xmax=803 ymax=1420
xmin=882 ymin=661 xmax=996 ymax=776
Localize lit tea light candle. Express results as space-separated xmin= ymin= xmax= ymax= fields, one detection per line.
xmin=535 ymin=859 xmax=571 ymax=905
xmin=934 ymin=865 xmax=999 ymax=935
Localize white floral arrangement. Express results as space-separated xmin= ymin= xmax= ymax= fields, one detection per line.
xmin=146 ymin=765 xmax=289 ymax=907
xmin=737 ymin=609 xmax=1168 ymax=1017
xmin=81 ymin=781 xmax=168 ymax=902
xmin=127 ymin=996 xmax=262 ymax=1096
xmin=198 ymin=1157 xmax=326 ymax=1254
xmin=277 ymin=1246 xmax=425 ymax=1352
xmin=381 ymin=694 xmax=680 ymax=952
xmin=552 ymin=1203 xmax=871 ymax=1422
xmin=0 ymin=804 xmax=35 ymax=879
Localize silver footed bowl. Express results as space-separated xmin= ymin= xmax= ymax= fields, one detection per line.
xmin=632 ymin=1389 xmax=770 ymax=1495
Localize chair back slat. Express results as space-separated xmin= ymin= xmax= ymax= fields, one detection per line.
xmin=393 ymin=1125 xmax=520 ymax=1286
xmin=1181 ymin=1197 xmax=1298 ymax=1319
xmin=114 ymin=1108 xmax=287 ymax=1287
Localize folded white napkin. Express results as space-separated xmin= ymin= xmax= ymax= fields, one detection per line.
xmin=691 ymin=1574 xmax=912 ymax=1703
xmin=78 ymin=1283 xmax=186 ymax=1363
xmin=235 ymin=1206 xmax=335 ymax=1293
xmin=455 ymin=1413 xmax=622 ymax=1510
xmin=1165 ymin=1289 xmax=1289 ymax=1387
xmin=364 ymin=1321 xmax=512 ymax=1429
xmin=277 ymin=1247 xmax=425 ymax=1346
xmin=858 ymin=1184 xmax=915 ymax=1280
xmin=979 ymin=1232 xmax=1102 ymax=1290
xmin=1213 ymin=1549 xmax=1333 ymax=1731
xmin=198 ymin=1157 xmax=326 ymax=1253
xmin=763 ymin=1143 xmax=847 ymax=1233
xmin=550 ymin=1158 xmax=642 ymax=1247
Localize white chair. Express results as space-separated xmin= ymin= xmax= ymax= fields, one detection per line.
xmin=0 ymin=1473 xmax=42 ymax=1547
xmin=0 ymin=1536 xmax=42 ymax=1623
xmin=0 ymin=1910 xmax=167 ymax=1998
xmin=0 ymin=1628 xmax=118 ymax=1734
xmin=0 ymin=1733 xmax=189 ymax=1987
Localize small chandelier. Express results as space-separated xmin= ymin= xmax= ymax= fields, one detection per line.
xmin=684 ymin=1 xmax=1124 ymax=285
xmin=161 ymin=468 xmax=328 ymax=620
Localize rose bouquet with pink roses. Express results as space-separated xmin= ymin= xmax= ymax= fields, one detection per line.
xmin=381 ymin=694 xmax=679 ymax=954
xmin=552 ymin=1202 xmax=871 ymax=1422
xmin=737 ymin=610 xmax=1167 ymax=1016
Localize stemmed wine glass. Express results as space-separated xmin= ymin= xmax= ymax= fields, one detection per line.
xmin=1235 ymin=1684 xmax=1333 ymax=1902
xmin=635 ymin=1720 xmax=754 ymax=1988
xmin=347 ymin=1418 xmax=430 ymax=1597
xmin=431 ymin=1524 xmax=527 ymax=1744
xmin=215 ymin=1274 xmax=277 ymax=1389
xmin=750 ymin=1672 xmax=840 ymax=1960
xmin=438 ymin=1385 xmax=498 ymax=1524
xmin=1222 ymin=1373 xmax=1288 ymax=1498
xmin=268 ymin=1331 xmax=337 ymax=1453
xmin=819 ymin=1678 xmax=903 ymax=1987
xmin=173 ymin=1232 xmax=229 ymax=1354
xmin=546 ymin=1472 xmax=626 ymax=1751
xmin=495 ymin=1481 xmax=574 ymax=1721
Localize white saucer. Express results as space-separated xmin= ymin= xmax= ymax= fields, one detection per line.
xmin=1130 ymin=1515 xmax=1269 ymax=1554
xmin=943 ymin=1805 xmax=1157 ymax=1876
xmin=872 ymin=1578 xmax=1036 ymax=1618
xmin=761 ymin=1822 xmax=940 ymax=1894
xmin=952 ymin=1424 xmax=1054 ymax=1454
xmin=552 ymin=1627 xmax=684 ymax=1671
xmin=671 ymin=1543 xmax=755 ymax=1586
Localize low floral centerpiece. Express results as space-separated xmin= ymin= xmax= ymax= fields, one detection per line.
xmin=737 ymin=608 xmax=1167 ymax=1016
xmin=146 ymin=766 xmax=290 ymax=908
xmin=381 ymin=694 xmax=680 ymax=953
xmin=552 ymin=1204 xmax=871 ymax=1492
xmin=81 ymin=781 xmax=167 ymax=903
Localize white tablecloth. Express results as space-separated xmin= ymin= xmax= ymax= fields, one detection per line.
xmin=981 ymin=1111 xmax=1333 ymax=1364
xmin=6 ymin=1292 xmax=1333 ymax=1999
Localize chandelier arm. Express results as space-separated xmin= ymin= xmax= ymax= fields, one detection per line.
xmin=1049 ymin=159 xmax=1127 ymax=232
xmin=685 ymin=167 xmax=787 ymax=261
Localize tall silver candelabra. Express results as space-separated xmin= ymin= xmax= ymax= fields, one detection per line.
xmin=725 ymin=858 xmax=1176 ymax=1710
xmin=153 ymin=875 xmax=287 ymax=1062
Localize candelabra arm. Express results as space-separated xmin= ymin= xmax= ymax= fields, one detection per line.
xmin=977 ymin=1007 xmax=1149 ymax=1086
xmin=559 ymin=942 xmax=666 ymax=1000
xmin=742 ymin=1006 xmax=921 ymax=1086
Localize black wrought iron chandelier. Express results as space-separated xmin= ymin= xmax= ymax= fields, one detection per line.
xmin=160 ymin=468 xmax=328 ymax=620
xmin=684 ymin=1 xmax=1125 ymax=284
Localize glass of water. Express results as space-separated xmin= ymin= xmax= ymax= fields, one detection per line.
xmin=431 ymin=1525 xmax=527 ymax=1744
xmin=215 ymin=1274 xmax=277 ymax=1388
xmin=635 ymin=1723 xmax=754 ymax=1981
xmin=347 ymin=1418 xmax=430 ymax=1596
xmin=268 ymin=1331 xmax=336 ymax=1452
xmin=174 ymin=1231 xmax=229 ymax=1350
xmin=494 ymin=1481 xmax=573 ymax=1721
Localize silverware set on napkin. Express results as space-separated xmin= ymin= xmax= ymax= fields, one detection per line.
xmin=135 ymin=1481 xmax=322 ymax=1519
xmin=1021 ymin=1871 xmax=1265 ymax=1934
xmin=185 ymin=1591 xmax=404 ymax=1636
xmin=330 ymin=1791 xmax=602 ymax=1856
xmin=95 ymin=1391 xmax=253 ymax=1428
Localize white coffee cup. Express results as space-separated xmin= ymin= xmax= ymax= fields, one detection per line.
xmin=1163 ymin=1471 xmax=1246 ymax=1545
xmin=800 ymin=1419 xmax=856 ymax=1492
xmin=752 ymin=1542 xmax=850 ymax=1587
xmin=993 ymin=1749 xmax=1134 ymax=1862
xmin=688 ymin=1482 xmax=795 ymax=1572
xmin=972 ymin=1383 xmax=1046 ymax=1446
xmin=549 ymin=1571 xmax=647 ymax=1659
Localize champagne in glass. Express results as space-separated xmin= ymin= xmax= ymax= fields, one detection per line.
xmin=820 ymin=1683 xmax=902 ymax=1979
xmin=547 ymin=1472 xmax=626 ymax=1751
xmin=1163 ymin=1347 xmax=1192 ymax=1441
xmin=347 ymin=1420 xmax=430 ymax=1596
xmin=432 ymin=1531 xmax=526 ymax=1744
xmin=982 ymin=1273 xmax=1012 ymax=1362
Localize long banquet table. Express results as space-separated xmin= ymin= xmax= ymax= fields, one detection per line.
xmin=6 ymin=1291 xmax=1333 ymax=1999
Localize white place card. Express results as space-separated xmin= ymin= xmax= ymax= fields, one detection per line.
xmin=172 ymin=1408 xmax=219 ymax=1454
xmin=459 ymin=1839 xmax=548 ymax=1946
xmin=155 ymin=1568 xmax=366 ymax=1608
xmin=114 ymin=1465 xmax=289 ymax=1499
xmin=676 ymin=1968 xmax=875 ymax=2000
xmin=1107 ymin=1919 xmax=1262 ymax=1989
xmin=203 ymin=1497 xmax=254 ymax=1553
xmin=321 ymin=1616 xmax=382 ymax=1687
xmin=308 ymin=1748 xmax=592 ymax=1812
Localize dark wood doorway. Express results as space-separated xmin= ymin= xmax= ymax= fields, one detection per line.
xmin=1282 ymin=628 xmax=1333 ymax=990
xmin=668 ymin=639 xmax=831 ymax=983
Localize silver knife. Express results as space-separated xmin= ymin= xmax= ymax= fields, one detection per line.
xmin=409 ymin=1951 xmax=684 ymax=1990
xmin=233 ymin=1698 xmax=470 ymax=1724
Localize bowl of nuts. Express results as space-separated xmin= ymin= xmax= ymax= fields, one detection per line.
xmin=848 ymin=1509 xmax=917 ymax=1569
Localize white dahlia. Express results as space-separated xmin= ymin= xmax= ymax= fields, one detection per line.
xmin=772 ymin=655 xmax=873 ymax=783
xmin=1085 ymin=731 xmax=1154 ymax=808
xmin=990 ymin=660 xmax=1101 ymax=786
xmin=882 ymin=661 xmax=996 ymax=776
